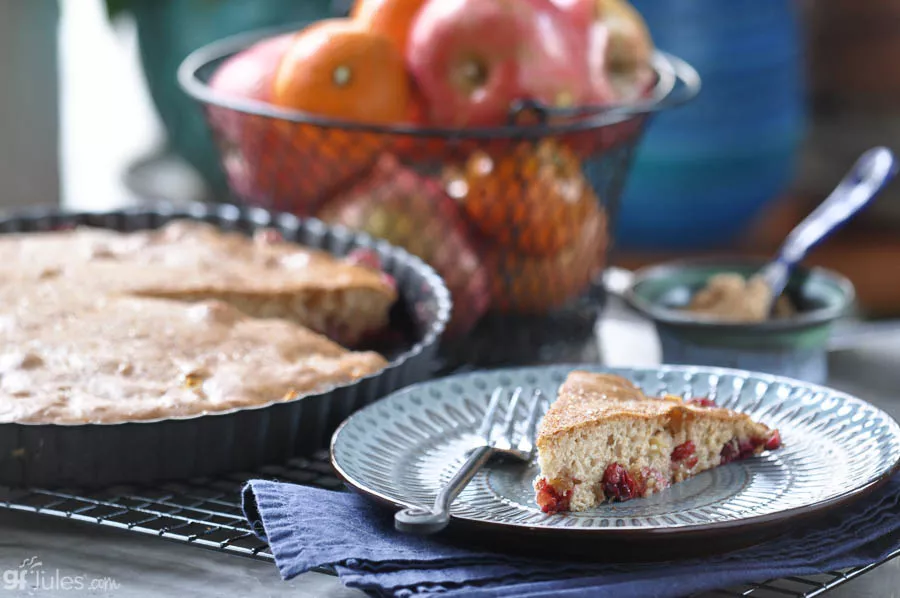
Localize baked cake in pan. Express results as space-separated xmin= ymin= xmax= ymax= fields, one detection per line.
xmin=534 ymin=371 xmax=781 ymax=513
xmin=0 ymin=221 xmax=396 ymax=424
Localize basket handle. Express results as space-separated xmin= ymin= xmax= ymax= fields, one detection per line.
xmin=507 ymin=51 xmax=701 ymax=126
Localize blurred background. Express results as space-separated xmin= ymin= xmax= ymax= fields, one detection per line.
xmin=1 ymin=0 xmax=898 ymax=317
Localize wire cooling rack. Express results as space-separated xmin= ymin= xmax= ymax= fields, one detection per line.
xmin=0 ymin=450 xmax=896 ymax=597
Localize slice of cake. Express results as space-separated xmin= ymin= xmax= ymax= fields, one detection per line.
xmin=534 ymin=371 xmax=781 ymax=513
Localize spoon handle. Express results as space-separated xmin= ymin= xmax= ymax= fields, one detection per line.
xmin=760 ymin=147 xmax=897 ymax=293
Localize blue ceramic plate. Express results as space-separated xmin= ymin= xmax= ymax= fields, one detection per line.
xmin=331 ymin=365 xmax=900 ymax=545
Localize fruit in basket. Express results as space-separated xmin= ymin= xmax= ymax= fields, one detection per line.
xmin=594 ymin=0 xmax=655 ymax=99
xmin=394 ymin=86 xmax=515 ymax=167
xmin=207 ymin=34 xmax=306 ymax=211
xmin=481 ymin=204 xmax=608 ymax=314
xmin=261 ymin=19 xmax=412 ymax=212
xmin=516 ymin=0 xmax=594 ymax=112
xmin=319 ymin=156 xmax=490 ymax=336
xmin=351 ymin=0 xmax=428 ymax=55
xmin=208 ymin=34 xmax=292 ymax=106
xmin=549 ymin=0 xmax=653 ymax=157
xmin=553 ymin=0 xmax=653 ymax=101
xmin=406 ymin=0 xmax=591 ymax=127
xmin=443 ymin=140 xmax=599 ymax=257
xmin=274 ymin=19 xmax=411 ymax=124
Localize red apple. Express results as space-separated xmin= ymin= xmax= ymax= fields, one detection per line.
xmin=208 ymin=34 xmax=317 ymax=212
xmin=318 ymin=156 xmax=490 ymax=336
xmin=515 ymin=0 xmax=595 ymax=113
xmin=208 ymin=34 xmax=294 ymax=158
xmin=406 ymin=0 xmax=592 ymax=128
xmin=552 ymin=0 xmax=652 ymax=156
xmin=209 ymin=34 xmax=293 ymax=107
xmin=551 ymin=0 xmax=594 ymax=20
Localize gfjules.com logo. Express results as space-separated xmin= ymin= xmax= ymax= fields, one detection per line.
xmin=3 ymin=557 xmax=121 ymax=592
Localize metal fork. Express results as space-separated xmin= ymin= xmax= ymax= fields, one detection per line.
xmin=394 ymin=387 xmax=544 ymax=535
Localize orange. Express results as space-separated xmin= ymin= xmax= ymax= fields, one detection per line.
xmin=443 ymin=140 xmax=601 ymax=257
xmin=350 ymin=0 xmax=428 ymax=55
xmin=481 ymin=206 xmax=608 ymax=314
xmin=274 ymin=18 xmax=410 ymax=124
xmin=269 ymin=19 xmax=411 ymax=212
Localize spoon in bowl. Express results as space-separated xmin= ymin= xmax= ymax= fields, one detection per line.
xmin=758 ymin=147 xmax=897 ymax=315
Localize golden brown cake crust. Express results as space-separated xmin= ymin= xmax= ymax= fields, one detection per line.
xmin=0 ymin=221 xmax=395 ymax=299
xmin=0 ymin=222 xmax=393 ymax=424
xmin=537 ymin=370 xmax=769 ymax=446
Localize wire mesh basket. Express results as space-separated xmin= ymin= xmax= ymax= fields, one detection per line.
xmin=179 ymin=25 xmax=700 ymax=366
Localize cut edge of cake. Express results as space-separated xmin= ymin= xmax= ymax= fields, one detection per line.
xmin=128 ymin=285 xmax=394 ymax=348
xmin=533 ymin=371 xmax=781 ymax=514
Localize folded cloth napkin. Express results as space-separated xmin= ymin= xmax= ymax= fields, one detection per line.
xmin=243 ymin=474 xmax=900 ymax=598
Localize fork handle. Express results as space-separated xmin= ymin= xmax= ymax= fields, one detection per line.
xmin=394 ymin=445 xmax=493 ymax=535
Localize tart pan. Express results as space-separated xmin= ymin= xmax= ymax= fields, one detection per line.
xmin=0 ymin=203 xmax=451 ymax=488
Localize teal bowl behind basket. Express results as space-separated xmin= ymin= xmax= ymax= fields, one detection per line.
xmin=624 ymin=260 xmax=855 ymax=384
xmin=132 ymin=0 xmax=335 ymax=194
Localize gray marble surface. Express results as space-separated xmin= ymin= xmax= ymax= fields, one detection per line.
xmin=1 ymin=307 xmax=898 ymax=598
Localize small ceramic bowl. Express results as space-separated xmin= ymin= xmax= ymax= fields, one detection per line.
xmin=622 ymin=259 xmax=856 ymax=384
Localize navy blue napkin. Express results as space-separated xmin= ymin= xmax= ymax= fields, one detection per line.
xmin=243 ymin=474 xmax=900 ymax=597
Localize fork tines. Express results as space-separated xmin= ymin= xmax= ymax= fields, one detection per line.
xmin=480 ymin=386 xmax=545 ymax=459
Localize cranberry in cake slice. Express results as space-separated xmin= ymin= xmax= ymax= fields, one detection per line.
xmin=534 ymin=371 xmax=781 ymax=513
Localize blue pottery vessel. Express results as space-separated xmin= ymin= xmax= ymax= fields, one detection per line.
xmin=619 ymin=0 xmax=806 ymax=249
xmin=132 ymin=0 xmax=336 ymax=193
